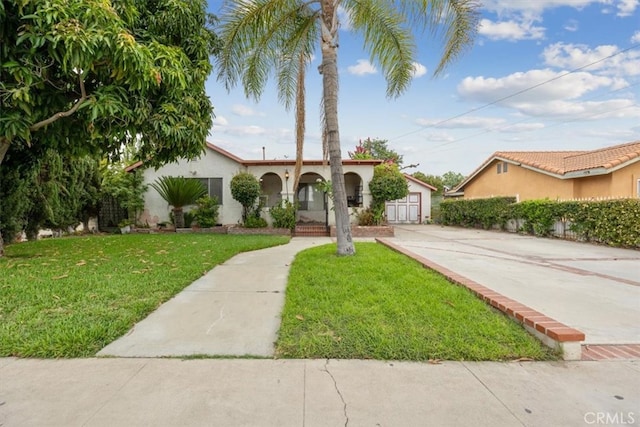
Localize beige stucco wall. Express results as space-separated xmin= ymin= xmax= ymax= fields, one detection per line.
xmin=611 ymin=162 xmax=640 ymax=198
xmin=139 ymin=151 xmax=246 ymax=226
xmin=464 ymin=160 xmax=640 ymax=201
xmin=463 ymin=160 xmax=573 ymax=201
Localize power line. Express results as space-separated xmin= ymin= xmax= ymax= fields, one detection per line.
xmin=421 ymin=81 xmax=640 ymax=153
xmin=389 ymin=43 xmax=640 ymax=142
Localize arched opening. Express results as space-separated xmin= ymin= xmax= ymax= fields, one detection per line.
xmin=296 ymin=172 xmax=327 ymax=223
xmin=259 ymin=172 xmax=283 ymax=207
xmin=344 ymin=172 xmax=363 ymax=207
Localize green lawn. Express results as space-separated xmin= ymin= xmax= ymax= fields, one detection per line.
xmin=0 ymin=233 xmax=289 ymax=357
xmin=276 ymin=242 xmax=559 ymax=361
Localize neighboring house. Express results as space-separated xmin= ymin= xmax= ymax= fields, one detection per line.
xmin=448 ymin=141 xmax=640 ymax=201
xmin=127 ymin=143 xmax=435 ymax=227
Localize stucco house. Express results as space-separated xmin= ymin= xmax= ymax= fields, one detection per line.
xmin=448 ymin=141 xmax=640 ymax=201
xmin=128 ymin=143 xmax=435 ymax=228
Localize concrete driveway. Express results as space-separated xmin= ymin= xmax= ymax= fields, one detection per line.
xmin=387 ymin=225 xmax=640 ymax=345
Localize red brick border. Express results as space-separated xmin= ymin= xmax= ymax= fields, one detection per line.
xmin=376 ymin=238 xmax=586 ymax=359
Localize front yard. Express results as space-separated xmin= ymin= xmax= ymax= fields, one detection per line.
xmin=0 ymin=234 xmax=289 ymax=357
xmin=277 ymin=243 xmax=559 ymax=361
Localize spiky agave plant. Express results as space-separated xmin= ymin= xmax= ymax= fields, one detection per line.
xmin=150 ymin=176 xmax=207 ymax=228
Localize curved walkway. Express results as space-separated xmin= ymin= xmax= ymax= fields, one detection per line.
xmin=98 ymin=237 xmax=333 ymax=357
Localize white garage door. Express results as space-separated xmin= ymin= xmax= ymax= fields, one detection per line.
xmin=386 ymin=193 xmax=421 ymax=224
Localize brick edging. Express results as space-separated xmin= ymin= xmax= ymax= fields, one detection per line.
xmin=376 ymin=238 xmax=585 ymax=360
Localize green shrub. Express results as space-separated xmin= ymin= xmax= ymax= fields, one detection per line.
xmin=270 ymin=200 xmax=296 ymax=229
xmin=230 ymin=172 xmax=261 ymax=222
xmin=354 ymin=207 xmax=381 ymax=226
xmin=244 ymin=216 xmax=268 ymax=228
xmin=192 ymin=196 xmax=219 ymax=228
xmin=440 ymin=197 xmax=640 ymax=248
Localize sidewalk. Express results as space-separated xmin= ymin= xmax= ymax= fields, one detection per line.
xmin=98 ymin=237 xmax=333 ymax=357
xmin=2 ymin=357 xmax=639 ymax=426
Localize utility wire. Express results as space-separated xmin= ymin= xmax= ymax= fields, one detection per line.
xmin=390 ymin=43 xmax=640 ymax=142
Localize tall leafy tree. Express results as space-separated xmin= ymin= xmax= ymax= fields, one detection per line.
xmin=0 ymin=0 xmax=219 ymax=255
xmin=349 ymin=138 xmax=403 ymax=166
xmin=412 ymin=172 xmax=444 ymax=195
xmin=217 ymin=0 xmax=478 ymax=255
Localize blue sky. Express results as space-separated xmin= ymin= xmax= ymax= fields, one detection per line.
xmin=204 ymin=0 xmax=640 ymax=176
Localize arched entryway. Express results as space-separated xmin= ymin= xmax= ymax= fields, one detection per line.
xmin=344 ymin=172 xmax=364 ymax=207
xmin=259 ymin=173 xmax=283 ymax=207
xmin=296 ymin=172 xmax=327 ymax=224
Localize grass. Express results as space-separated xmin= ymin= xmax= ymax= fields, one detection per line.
xmin=0 ymin=233 xmax=289 ymax=358
xmin=276 ymin=242 xmax=559 ymax=361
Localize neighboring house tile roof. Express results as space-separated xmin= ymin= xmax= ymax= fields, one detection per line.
xmin=453 ymin=140 xmax=640 ymax=192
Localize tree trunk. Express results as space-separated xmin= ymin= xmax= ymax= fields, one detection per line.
xmin=0 ymin=138 xmax=9 ymax=257
xmin=173 ymin=207 xmax=185 ymax=228
xmin=320 ymin=0 xmax=354 ymax=256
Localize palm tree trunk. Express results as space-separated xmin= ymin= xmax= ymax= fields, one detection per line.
xmin=173 ymin=207 xmax=185 ymax=229
xmin=320 ymin=0 xmax=354 ymax=256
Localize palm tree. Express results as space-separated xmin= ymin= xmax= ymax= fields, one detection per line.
xmin=150 ymin=176 xmax=207 ymax=228
xmin=217 ymin=0 xmax=479 ymax=255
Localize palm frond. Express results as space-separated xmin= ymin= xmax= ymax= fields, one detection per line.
xmin=345 ymin=0 xmax=415 ymax=98
xmin=150 ymin=176 xmax=207 ymax=209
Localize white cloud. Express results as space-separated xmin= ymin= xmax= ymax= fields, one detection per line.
xmin=457 ymin=69 xmax=620 ymax=104
xmin=231 ymin=104 xmax=265 ymax=117
xmin=616 ymin=0 xmax=639 ymax=16
xmin=478 ymin=18 xmax=545 ymax=41
xmin=416 ymin=116 xmax=506 ymax=129
xmin=564 ymin=19 xmax=579 ymax=31
xmin=347 ymin=59 xmax=378 ymax=76
xmin=212 ymin=116 xmax=229 ymax=126
xmin=480 ymin=0 xmax=602 ymax=16
xmin=497 ymin=122 xmax=546 ymax=132
xmin=424 ymin=132 xmax=455 ymax=142
xmin=631 ymin=31 xmax=640 ymax=44
xmin=507 ymin=98 xmax=640 ymax=120
xmin=411 ymin=62 xmax=427 ymax=78
xmin=542 ymin=42 xmax=640 ymax=77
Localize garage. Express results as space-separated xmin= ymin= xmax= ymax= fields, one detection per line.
xmin=386 ymin=192 xmax=422 ymax=224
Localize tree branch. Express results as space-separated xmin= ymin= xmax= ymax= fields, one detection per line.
xmin=30 ymin=76 xmax=88 ymax=132
xmin=0 ymin=137 xmax=10 ymax=165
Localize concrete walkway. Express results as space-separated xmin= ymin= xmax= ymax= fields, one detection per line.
xmin=98 ymin=237 xmax=333 ymax=357
xmin=388 ymin=225 xmax=640 ymax=345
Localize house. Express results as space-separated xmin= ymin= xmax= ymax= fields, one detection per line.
xmin=128 ymin=143 xmax=435 ymax=227
xmin=448 ymin=141 xmax=640 ymax=201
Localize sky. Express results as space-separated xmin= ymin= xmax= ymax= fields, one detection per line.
xmin=204 ymin=0 xmax=640 ymax=176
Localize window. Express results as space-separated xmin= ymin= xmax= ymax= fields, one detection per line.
xmin=637 ymin=179 xmax=640 ymax=198
xmin=497 ymin=162 xmax=508 ymax=174
xmin=192 ymin=178 xmax=223 ymax=204
xmin=497 ymin=163 xmax=502 ymax=174
xmin=503 ymin=162 xmax=508 ymax=173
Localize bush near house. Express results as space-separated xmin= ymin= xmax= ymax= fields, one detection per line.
xmin=440 ymin=198 xmax=640 ymax=248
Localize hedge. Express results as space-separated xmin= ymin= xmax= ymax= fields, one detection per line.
xmin=440 ymin=197 xmax=640 ymax=248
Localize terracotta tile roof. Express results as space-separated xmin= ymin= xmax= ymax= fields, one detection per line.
xmin=453 ymin=141 xmax=640 ymax=192
xmin=495 ymin=141 xmax=640 ymax=174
